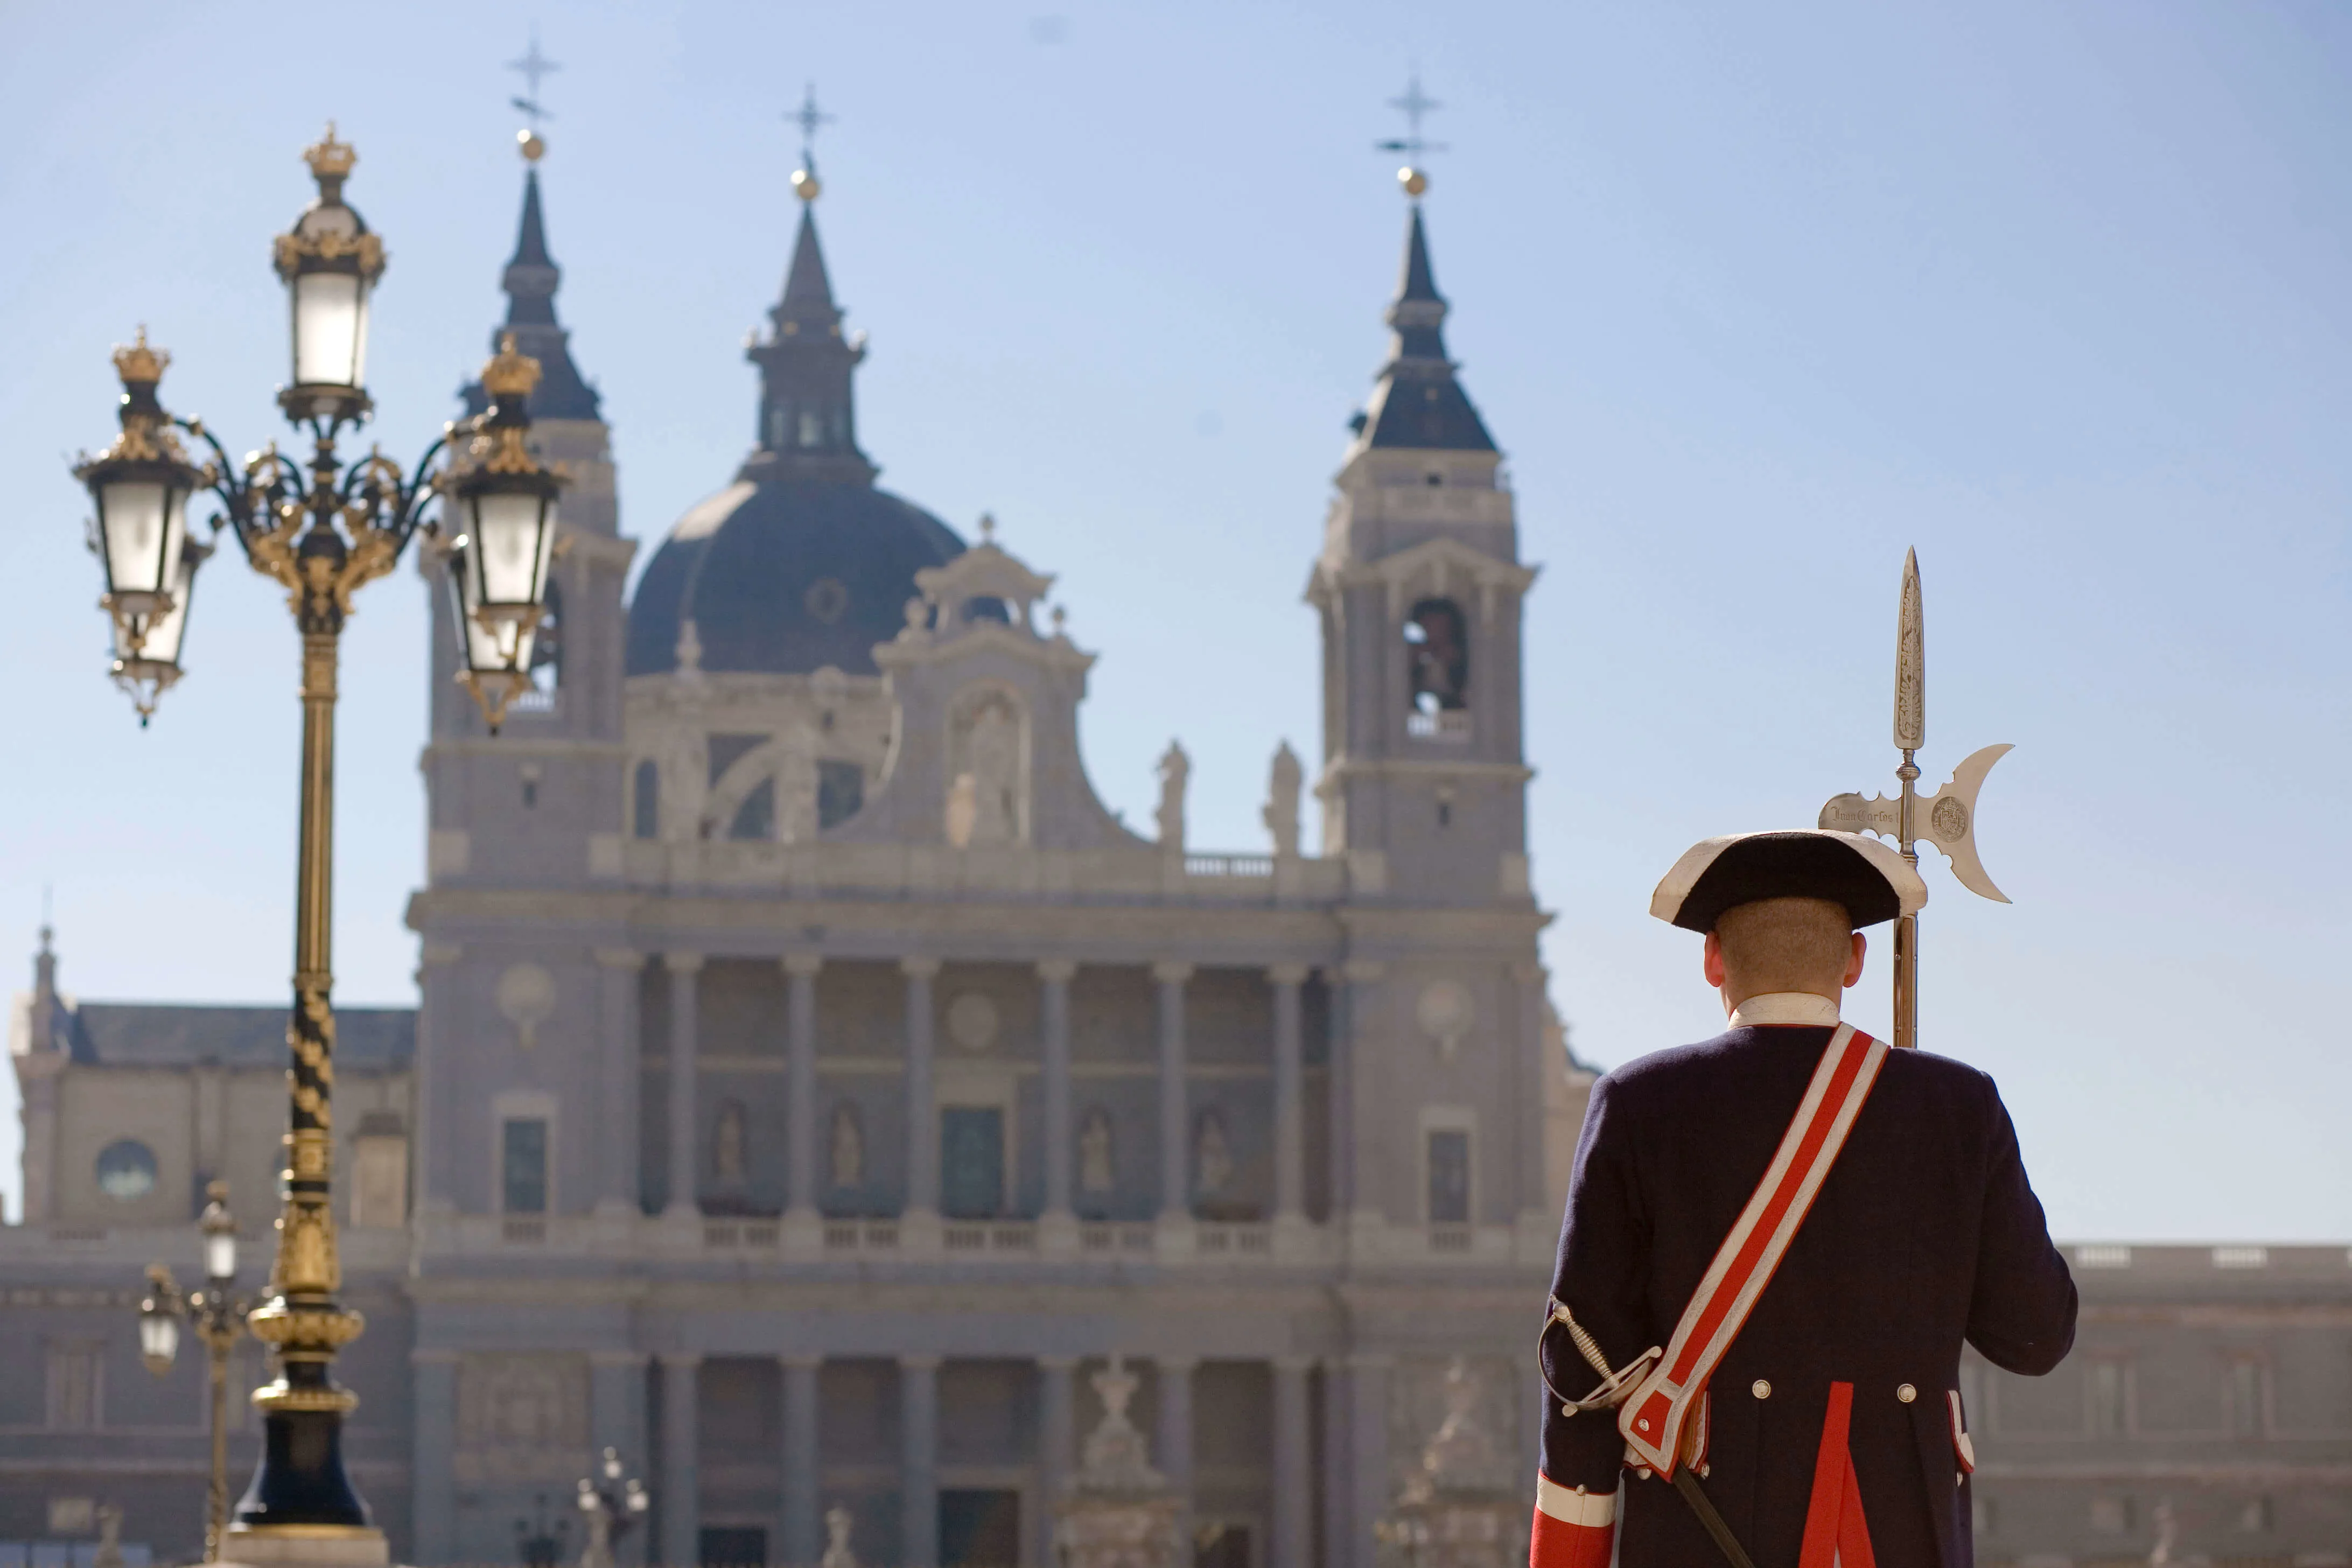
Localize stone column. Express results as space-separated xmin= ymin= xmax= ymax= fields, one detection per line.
xmin=1153 ymin=963 xmax=1193 ymax=1227
xmin=900 ymin=959 xmax=942 ymax=1240
xmin=1037 ymin=1356 xmax=1076 ymax=1568
xmin=594 ymin=950 xmax=645 ymax=1219
xmin=1341 ymin=962 xmax=1388 ymax=1243
xmin=784 ymin=956 xmax=824 ymax=1241
xmin=781 ymin=1355 xmax=822 ymax=1567
xmin=664 ymin=952 xmax=705 ymax=1220
xmin=1270 ymin=1357 xmax=1312 ymax=1568
xmin=1319 ymin=1358 xmax=1350 ymax=1568
xmin=659 ymin=1352 xmax=702 ymax=1567
xmin=1513 ymin=962 xmax=1549 ymax=1233
xmin=1038 ymin=961 xmax=1077 ymax=1233
xmin=1345 ymin=1355 xmax=1392 ymax=1568
xmin=900 ymin=1354 xmax=942 ymax=1568
xmin=1269 ymin=965 xmax=1308 ymax=1228
xmin=1155 ymin=1356 xmax=1196 ymax=1557
xmin=410 ymin=1349 xmax=458 ymax=1565
xmin=412 ymin=943 xmax=462 ymax=1220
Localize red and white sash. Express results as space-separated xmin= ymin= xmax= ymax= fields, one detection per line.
xmin=1618 ymin=1022 xmax=1888 ymax=1476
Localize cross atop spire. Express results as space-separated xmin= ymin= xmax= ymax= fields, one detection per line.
xmin=1376 ymin=70 xmax=1448 ymax=198
xmin=788 ymin=83 xmax=835 ymax=201
xmin=507 ymin=31 xmax=561 ymax=130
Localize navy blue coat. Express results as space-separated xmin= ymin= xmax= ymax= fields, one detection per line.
xmin=1541 ymin=1024 xmax=2077 ymax=1568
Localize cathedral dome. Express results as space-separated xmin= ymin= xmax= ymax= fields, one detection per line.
xmin=625 ymin=478 xmax=964 ymax=676
xmin=625 ymin=182 xmax=965 ymax=677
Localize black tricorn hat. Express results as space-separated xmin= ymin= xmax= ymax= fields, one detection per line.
xmin=1650 ymin=829 xmax=1928 ymax=933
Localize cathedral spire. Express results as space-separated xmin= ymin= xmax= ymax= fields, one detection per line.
xmin=462 ymin=131 xmax=600 ymax=422
xmin=1357 ymin=192 xmax=1496 ymax=453
xmin=742 ymin=87 xmax=873 ymax=484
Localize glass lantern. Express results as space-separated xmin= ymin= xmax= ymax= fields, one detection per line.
xmin=272 ymin=125 xmax=384 ymax=422
xmin=137 ymin=1269 xmax=182 ymax=1377
xmin=199 ymin=1181 xmax=237 ymax=1284
xmin=444 ymin=334 xmax=563 ymax=732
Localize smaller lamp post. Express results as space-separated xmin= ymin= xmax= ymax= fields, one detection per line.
xmin=138 ymin=1182 xmax=256 ymax=1562
xmin=575 ymin=1447 xmax=650 ymax=1568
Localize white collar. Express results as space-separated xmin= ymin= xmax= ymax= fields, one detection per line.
xmin=1727 ymin=991 xmax=1842 ymax=1028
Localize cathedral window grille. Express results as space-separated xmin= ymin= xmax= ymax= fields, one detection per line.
xmin=1426 ymin=1129 xmax=1472 ymax=1225
xmin=633 ymin=760 xmax=660 ymax=840
xmin=2089 ymin=1358 xmax=2127 ymax=1436
xmin=818 ymin=760 xmax=864 ymax=829
xmin=94 ymin=1139 xmax=157 ymax=1202
xmin=730 ymin=780 xmax=776 ymax=841
xmin=502 ymin=1118 xmax=549 ymax=1215
xmin=2229 ymin=1357 xmax=2267 ymax=1437
xmin=798 ymin=409 xmax=823 ymax=449
xmin=44 ymin=1343 xmax=101 ymax=1431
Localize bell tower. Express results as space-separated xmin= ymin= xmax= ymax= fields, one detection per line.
xmin=422 ymin=131 xmax=635 ymax=891
xmin=1308 ymin=178 xmax=1538 ymax=908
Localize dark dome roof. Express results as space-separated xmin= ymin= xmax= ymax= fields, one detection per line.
xmin=626 ymin=478 xmax=967 ymax=676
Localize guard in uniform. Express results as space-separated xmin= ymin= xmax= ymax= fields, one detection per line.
xmin=1530 ymin=830 xmax=2076 ymax=1568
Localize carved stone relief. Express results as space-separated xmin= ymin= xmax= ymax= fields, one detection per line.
xmin=455 ymin=1352 xmax=591 ymax=1481
xmin=495 ymin=963 xmax=557 ymax=1052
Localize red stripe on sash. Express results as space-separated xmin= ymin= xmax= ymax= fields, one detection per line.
xmin=1667 ymin=1033 xmax=1875 ymax=1384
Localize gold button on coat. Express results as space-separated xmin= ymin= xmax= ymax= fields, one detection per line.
xmin=1751 ymin=1380 xmax=1771 ymax=1399
xmin=1896 ymin=1383 xmax=1917 ymax=1403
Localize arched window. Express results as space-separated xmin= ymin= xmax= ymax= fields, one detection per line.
xmin=632 ymin=760 xmax=660 ymax=840
xmin=1404 ymin=598 xmax=1469 ymax=712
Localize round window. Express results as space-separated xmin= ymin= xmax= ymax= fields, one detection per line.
xmin=95 ymin=1139 xmax=158 ymax=1202
xmin=804 ymin=577 xmax=849 ymax=625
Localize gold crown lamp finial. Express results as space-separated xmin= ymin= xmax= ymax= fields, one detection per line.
xmin=518 ymin=128 xmax=546 ymax=163
xmin=480 ymin=332 xmax=544 ymax=401
xmin=111 ymin=325 xmax=167 ymax=387
xmin=303 ymin=121 xmax=358 ymax=182
xmin=1398 ymin=166 xmax=1429 ymax=198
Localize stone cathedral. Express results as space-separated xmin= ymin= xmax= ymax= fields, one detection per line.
xmin=1 ymin=148 xmax=1597 ymax=1568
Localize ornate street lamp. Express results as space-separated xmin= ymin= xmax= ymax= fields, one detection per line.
xmin=138 ymin=1182 xmax=257 ymax=1563
xmin=444 ymin=334 xmax=565 ymax=731
xmin=575 ymin=1447 xmax=650 ymax=1568
xmin=71 ymin=124 xmax=562 ymax=1558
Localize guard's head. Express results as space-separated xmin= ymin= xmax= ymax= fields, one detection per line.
xmin=1650 ymin=830 xmax=1927 ymax=1009
xmin=1707 ymin=896 xmax=1861 ymax=1001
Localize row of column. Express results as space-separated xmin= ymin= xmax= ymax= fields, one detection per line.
xmin=598 ymin=956 xmax=1318 ymax=1223
xmin=640 ymin=1353 xmax=1320 ymax=1568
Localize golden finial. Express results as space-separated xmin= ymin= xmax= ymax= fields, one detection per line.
xmin=479 ymin=332 xmax=544 ymax=400
xmin=791 ymin=166 xmax=821 ymax=202
xmin=1398 ymin=166 xmax=1430 ymax=198
xmin=111 ymin=325 xmax=167 ymax=386
xmin=518 ymin=128 xmax=546 ymax=163
xmin=303 ymin=122 xmax=358 ymax=181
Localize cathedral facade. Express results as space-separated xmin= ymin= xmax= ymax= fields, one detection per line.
xmin=8 ymin=152 xmax=2348 ymax=1568
xmin=7 ymin=153 xmax=1582 ymax=1568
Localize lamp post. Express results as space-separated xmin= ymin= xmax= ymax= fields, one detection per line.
xmin=139 ymin=1182 xmax=256 ymax=1563
xmin=73 ymin=124 xmax=564 ymax=1556
xmin=575 ymin=1448 xmax=650 ymax=1568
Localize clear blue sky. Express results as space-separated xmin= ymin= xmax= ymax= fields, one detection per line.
xmin=2 ymin=2 xmax=2344 ymax=1238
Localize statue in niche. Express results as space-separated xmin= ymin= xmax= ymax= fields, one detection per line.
xmin=944 ymin=772 xmax=979 ymax=849
xmin=712 ymin=1099 xmax=748 ymax=1184
xmin=821 ymin=1507 xmax=859 ymax=1568
xmin=829 ymin=1102 xmax=865 ymax=1189
xmin=1262 ymin=740 xmax=1301 ymax=859
xmin=1078 ymin=1108 xmax=1115 ymax=1196
xmin=966 ymin=693 xmax=1021 ymax=845
xmin=1193 ymin=1109 xmax=1233 ymax=1198
xmin=1154 ymin=740 xmax=1189 ymax=851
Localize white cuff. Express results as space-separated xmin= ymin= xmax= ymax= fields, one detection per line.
xmin=1535 ymin=1474 xmax=1617 ymax=1527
